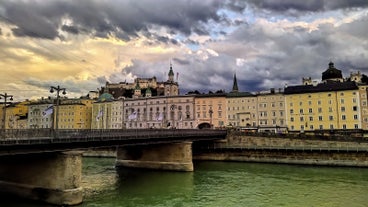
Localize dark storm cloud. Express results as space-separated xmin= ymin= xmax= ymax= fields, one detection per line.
xmin=325 ymin=0 xmax=368 ymax=10
xmin=247 ymin=0 xmax=368 ymax=13
xmin=225 ymin=0 xmax=247 ymax=13
xmin=0 ymin=0 xmax=244 ymax=41
xmin=207 ymin=5 xmax=368 ymax=91
xmin=61 ymin=25 xmax=79 ymax=35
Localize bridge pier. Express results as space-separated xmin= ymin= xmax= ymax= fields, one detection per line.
xmin=116 ymin=142 xmax=194 ymax=172
xmin=0 ymin=151 xmax=83 ymax=206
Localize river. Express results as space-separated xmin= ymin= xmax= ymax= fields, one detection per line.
xmin=2 ymin=157 xmax=368 ymax=207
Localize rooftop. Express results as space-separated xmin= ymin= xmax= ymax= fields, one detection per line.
xmin=284 ymin=81 xmax=358 ymax=94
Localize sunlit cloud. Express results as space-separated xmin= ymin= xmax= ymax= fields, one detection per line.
xmin=0 ymin=0 xmax=367 ymax=101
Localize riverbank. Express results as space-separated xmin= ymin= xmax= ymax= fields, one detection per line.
xmin=193 ymin=132 xmax=368 ymax=167
xmin=80 ymin=132 xmax=368 ymax=167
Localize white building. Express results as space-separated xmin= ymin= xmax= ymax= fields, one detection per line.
xmin=124 ymin=95 xmax=196 ymax=129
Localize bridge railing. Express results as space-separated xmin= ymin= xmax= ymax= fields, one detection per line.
xmin=1 ymin=129 xmax=227 ymax=140
xmin=1 ymin=129 xmax=54 ymax=139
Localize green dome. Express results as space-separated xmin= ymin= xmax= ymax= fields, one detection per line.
xmin=98 ymin=93 xmax=114 ymax=102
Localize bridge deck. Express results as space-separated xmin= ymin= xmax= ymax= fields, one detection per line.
xmin=0 ymin=129 xmax=227 ymax=156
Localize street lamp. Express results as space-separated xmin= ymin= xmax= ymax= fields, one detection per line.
xmin=208 ymin=108 xmax=213 ymax=129
xmin=0 ymin=93 xmax=13 ymax=131
xmin=50 ymin=85 xmax=66 ymax=134
xmin=170 ymin=104 xmax=176 ymax=128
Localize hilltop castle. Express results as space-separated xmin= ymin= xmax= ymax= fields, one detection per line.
xmin=100 ymin=64 xmax=179 ymax=99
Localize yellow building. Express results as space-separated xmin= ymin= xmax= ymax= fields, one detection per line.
xmin=359 ymin=85 xmax=368 ymax=130
xmin=57 ymin=98 xmax=93 ymax=129
xmin=225 ymin=73 xmax=258 ymax=129
xmin=226 ymin=92 xmax=258 ymax=129
xmin=285 ymin=82 xmax=362 ymax=132
xmin=285 ymin=62 xmax=368 ymax=133
xmin=0 ymin=100 xmax=30 ymax=129
xmin=194 ymin=93 xmax=227 ymax=129
xmin=256 ymin=89 xmax=287 ymax=133
xmin=6 ymin=101 xmax=30 ymax=129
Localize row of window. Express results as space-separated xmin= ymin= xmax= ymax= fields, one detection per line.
xmin=289 ymin=98 xmax=357 ymax=106
xmin=125 ymin=112 xmax=191 ymax=121
xmin=258 ymin=102 xmax=284 ymax=108
xmin=259 ymin=119 xmax=285 ymax=125
xmin=197 ymin=105 xmax=222 ymax=111
xmin=197 ymin=111 xmax=222 ymax=118
xmin=128 ymin=121 xmax=194 ymax=128
xmin=126 ymin=105 xmax=191 ymax=113
xmin=290 ymin=114 xmax=359 ymax=122
xmin=259 ymin=111 xmax=284 ymax=117
xmin=290 ymin=124 xmax=359 ymax=130
xmin=126 ymin=99 xmax=192 ymax=106
xmin=228 ymin=99 xmax=256 ymax=103
xmin=227 ymin=97 xmax=284 ymax=105
xmin=290 ymin=106 xmax=358 ymax=114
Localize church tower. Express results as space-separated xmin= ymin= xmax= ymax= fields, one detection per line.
xmin=145 ymin=87 xmax=152 ymax=97
xmin=231 ymin=73 xmax=239 ymax=93
xmin=133 ymin=81 xmax=142 ymax=98
xmin=164 ymin=63 xmax=179 ymax=96
xmin=168 ymin=63 xmax=174 ymax=82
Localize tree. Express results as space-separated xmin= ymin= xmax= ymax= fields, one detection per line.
xmin=187 ymin=90 xmax=201 ymax=95
xmin=362 ymin=74 xmax=368 ymax=84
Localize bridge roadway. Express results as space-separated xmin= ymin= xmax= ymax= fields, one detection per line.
xmin=0 ymin=129 xmax=227 ymax=156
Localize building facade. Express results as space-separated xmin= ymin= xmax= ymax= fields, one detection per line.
xmin=256 ymin=89 xmax=287 ymax=132
xmin=358 ymin=85 xmax=368 ymax=130
xmin=285 ymin=62 xmax=367 ymax=132
xmin=195 ymin=93 xmax=227 ymax=129
xmin=3 ymin=100 xmax=30 ymax=129
xmin=56 ymin=99 xmax=93 ymax=129
xmin=124 ymin=95 xmax=195 ymax=129
xmin=28 ymin=101 xmax=54 ymax=129
xmin=91 ymin=93 xmax=124 ymax=129
xmin=226 ymin=92 xmax=258 ymax=129
xmin=285 ymin=82 xmax=362 ymax=132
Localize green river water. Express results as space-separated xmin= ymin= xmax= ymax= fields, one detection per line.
xmin=2 ymin=157 xmax=368 ymax=207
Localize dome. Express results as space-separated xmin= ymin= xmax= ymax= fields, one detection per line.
xmin=322 ymin=62 xmax=343 ymax=81
xmin=98 ymin=93 xmax=114 ymax=102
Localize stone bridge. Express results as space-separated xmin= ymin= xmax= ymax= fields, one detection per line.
xmin=0 ymin=129 xmax=227 ymax=205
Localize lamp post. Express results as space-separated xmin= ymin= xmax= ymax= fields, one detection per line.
xmin=170 ymin=104 xmax=176 ymax=128
xmin=0 ymin=93 xmax=13 ymax=131
xmin=50 ymin=85 xmax=66 ymax=135
xmin=209 ymin=108 xmax=213 ymax=129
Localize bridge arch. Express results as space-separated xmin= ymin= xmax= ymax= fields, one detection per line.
xmin=197 ymin=122 xmax=211 ymax=129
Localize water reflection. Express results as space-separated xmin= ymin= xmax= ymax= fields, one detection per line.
xmin=2 ymin=158 xmax=368 ymax=207
xmin=193 ymin=162 xmax=368 ymax=207
xmin=111 ymin=168 xmax=194 ymax=207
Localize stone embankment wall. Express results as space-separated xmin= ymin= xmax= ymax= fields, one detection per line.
xmin=193 ymin=132 xmax=368 ymax=167
xmin=225 ymin=133 xmax=368 ymax=150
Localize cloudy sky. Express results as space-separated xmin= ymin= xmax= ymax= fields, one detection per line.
xmin=1 ymin=0 xmax=368 ymax=101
